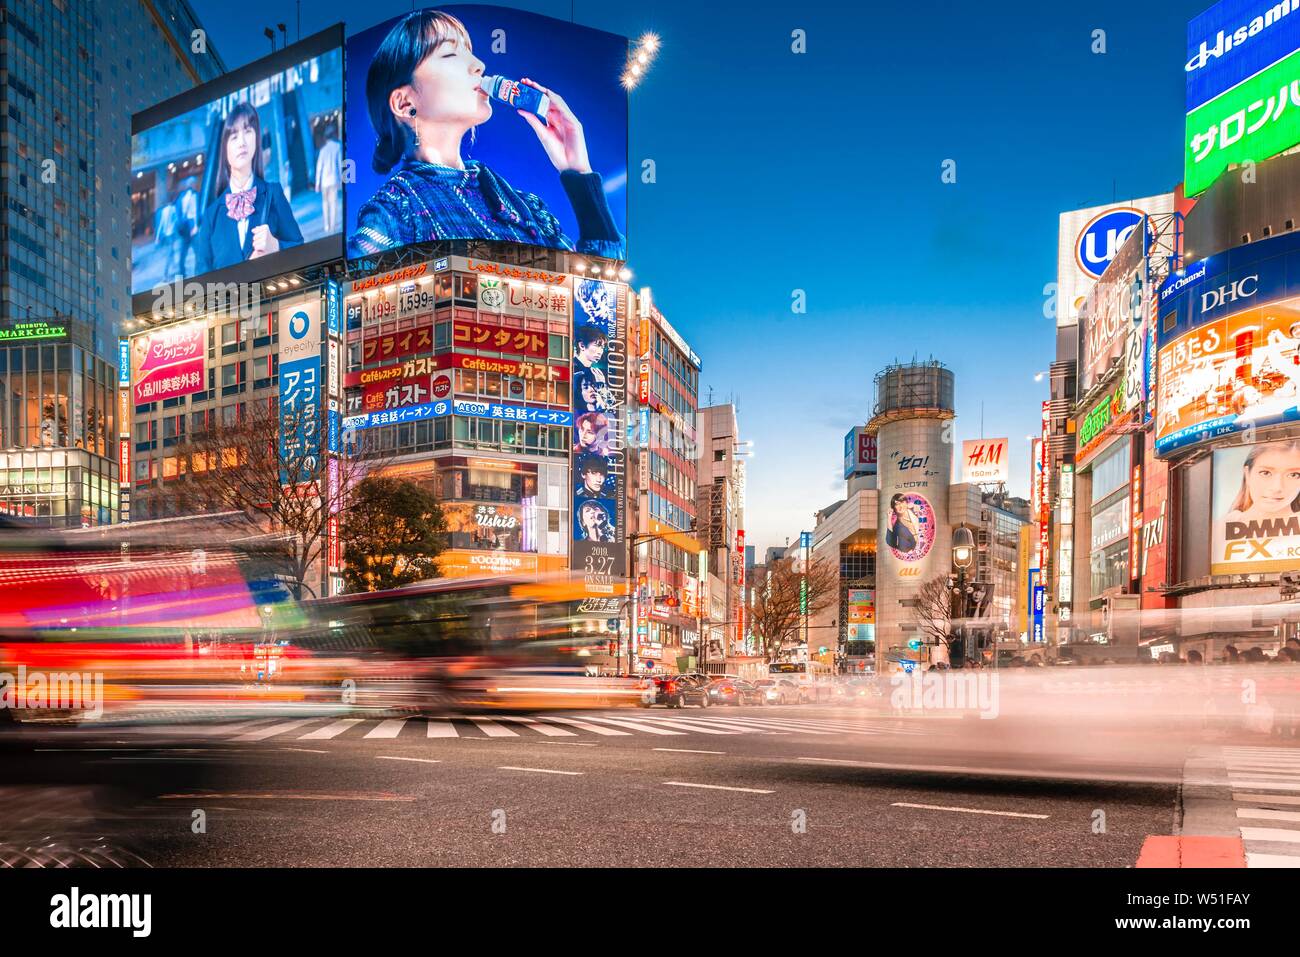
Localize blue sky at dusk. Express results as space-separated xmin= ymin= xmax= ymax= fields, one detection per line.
xmin=192 ymin=0 xmax=1211 ymax=553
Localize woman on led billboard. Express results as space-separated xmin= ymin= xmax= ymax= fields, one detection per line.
xmin=1225 ymin=441 xmax=1300 ymax=523
xmin=348 ymin=9 xmax=624 ymax=259
xmin=193 ymin=103 xmax=304 ymax=275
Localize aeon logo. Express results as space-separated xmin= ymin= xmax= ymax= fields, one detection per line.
xmin=1200 ymin=274 xmax=1258 ymax=313
xmin=1076 ymin=207 xmax=1144 ymax=280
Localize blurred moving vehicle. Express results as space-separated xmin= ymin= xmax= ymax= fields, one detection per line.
xmin=706 ymin=678 xmax=766 ymax=706
xmin=767 ymin=661 xmax=831 ymax=703
xmin=754 ymin=678 xmax=800 ymax=704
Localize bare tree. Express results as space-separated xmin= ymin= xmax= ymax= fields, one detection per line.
xmin=145 ymin=397 xmax=383 ymax=595
xmin=912 ymin=575 xmax=955 ymax=647
xmin=748 ymin=555 xmax=839 ymax=662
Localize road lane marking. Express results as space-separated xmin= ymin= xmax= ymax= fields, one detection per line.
xmin=529 ymin=715 xmax=630 ymax=736
xmin=891 ymin=802 xmax=1048 ymax=819
xmin=578 ymin=716 xmax=685 ymax=735
xmin=663 ymin=781 xmax=773 ymax=794
xmin=491 ymin=716 xmax=578 ymax=736
xmin=160 ymin=791 xmax=414 ymax=801
xmin=426 ymin=720 xmax=459 ymax=738
xmin=276 ymin=747 xmax=329 ymax=754
xmin=299 ymin=718 xmax=364 ymax=740
xmin=1245 ymin=852 xmax=1300 ymax=867
xmin=469 ymin=718 xmax=519 ymax=738
xmin=377 ymin=756 xmax=441 ymax=764
xmin=654 ymin=748 xmax=725 ymax=755
xmin=627 ymin=717 xmax=738 ymax=735
xmin=1237 ymin=808 xmax=1300 ymax=823
xmin=364 ymin=718 xmax=409 ymax=739
xmin=497 ymin=766 xmax=583 ymax=775
xmin=692 ymin=716 xmax=836 ymax=735
xmin=231 ymin=718 xmax=322 ymax=741
xmin=1238 ymin=826 xmax=1300 ymax=844
xmin=1234 ymin=793 xmax=1300 ymax=806
xmin=1226 ymin=780 xmax=1300 ymax=791
xmin=538 ymin=741 xmax=596 ymax=746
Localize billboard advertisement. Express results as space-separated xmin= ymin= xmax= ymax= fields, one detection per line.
xmin=843 ymin=426 xmax=878 ymax=479
xmin=1081 ymin=217 xmax=1149 ymax=393
xmin=960 ymin=438 xmax=1010 ymax=484
xmin=1187 ymin=0 xmax=1300 ymax=111
xmin=130 ymin=28 xmax=344 ymax=299
xmin=1184 ymin=45 xmax=1300 ymax=197
xmin=571 ymin=279 xmax=627 ymax=585
xmin=1057 ymin=194 xmax=1174 ymax=329
xmin=1211 ymin=439 xmax=1300 ymax=573
xmin=130 ymin=321 xmax=206 ymax=405
xmin=344 ymin=6 xmax=627 ymax=260
xmin=1156 ymin=228 xmax=1300 ymax=454
xmin=278 ymin=296 xmax=323 ymax=484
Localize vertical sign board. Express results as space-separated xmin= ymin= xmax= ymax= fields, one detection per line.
xmin=1032 ymin=579 xmax=1046 ymax=643
xmin=736 ymin=528 xmax=746 ymax=649
xmin=571 ymin=279 xmax=627 ymax=589
xmin=324 ymin=280 xmax=343 ymax=592
xmin=1039 ymin=401 xmax=1051 ymax=592
xmin=278 ymin=297 xmax=323 ymax=487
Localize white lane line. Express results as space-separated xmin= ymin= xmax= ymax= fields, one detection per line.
xmin=1246 ymin=852 xmax=1300 ymax=867
xmin=1238 ymin=808 xmax=1300 ymax=823
xmin=491 ymin=716 xmax=577 ymax=737
xmin=538 ymin=741 xmax=596 ymax=747
xmin=363 ymin=718 xmax=409 ymax=739
xmin=891 ymin=802 xmax=1049 ymax=820
xmin=1227 ymin=780 xmax=1300 ymax=792
xmin=1225 ymin=764 xmax=1300 ymax=774
xmin=654 ymin=748 xmax=725 ymax=755
xmin=1234 ymin=792 xmax=1300 ymax=806
xmin=469 ymin=717 xmax=520 ymax=738
xmin=628 ymin=716 xmax=740 ymax=735
xmin=704 ymin=716 xmax=837 ymax=735
xmin=188 ymin=719 xmax=278 ymax=737
xmin=724 ymin=714 xmax=882 ymax=733
xmin=377 ymin=755 xmax=442 ymax=764
xmin=231 ymin=718 xmax=322 ymax=742
xmin=426 ymin=720 xmax=459 ymax=738
xmin=276 ymin=747 xmax=329 ymax=754
xmin=663 ymin=781 xmax=774 ymax=794
xmin=497 ymin=766 xmax=583 ymax=775
xmin=528 ymin=714 xmax=630 ymax=736
xmin=578 ymin=715 xmax=685 ymax=735
xmin=1239 ymin=826 xmax=1300 ymax=844
xmin=299 ymin=718 xmax=365 ymax=740
xmin=666 ymin=714 xmax=808 ymax=734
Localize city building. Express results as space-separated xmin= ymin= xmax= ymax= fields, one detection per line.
xmin=693 ymin=402 xmax=748 ymax=663
xmin=1 ymin=0 xmax=221 ymax=525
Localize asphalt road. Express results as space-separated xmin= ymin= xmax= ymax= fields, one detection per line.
xmin=0 ymin=704 xmax=1184 ymax=866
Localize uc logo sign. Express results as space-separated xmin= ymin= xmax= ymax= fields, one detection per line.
xmin=1076 ymin=207 xmax=1143 ymax=280
xmin=288 ymin=310 xmax=310 ymax=340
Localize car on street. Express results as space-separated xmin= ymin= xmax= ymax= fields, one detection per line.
xmin=754 ymin=678 xmax=800 ymax=704
xmin=706 ymin=678 xmax=767 ymax=706
xmin=646 ymin=674 xmax=712 ymax=708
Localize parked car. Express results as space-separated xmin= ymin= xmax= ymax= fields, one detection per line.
xmin=647 ymin=674 xmax=712 ymax=708
xmin=754 ymin=678 xmax=800 ymax=705
xmin=706 ymin=678 xmax=767 ymax=706
xmin=842 ymin=678 xmax=883 ymax=705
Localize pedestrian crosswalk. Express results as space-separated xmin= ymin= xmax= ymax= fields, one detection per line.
xmin=1222 ymin=746 xmax=1300 ymax=868
xmin=125 ymin=709 xmax=931 ymax=743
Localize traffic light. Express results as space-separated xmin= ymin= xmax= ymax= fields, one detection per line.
xmin=907 ymin=639 xmax=921 ymax=651
xmin=657 ymin=594 xmax=679 ymax=608
xmin=818 ymin=646 xmax=828 ymax=655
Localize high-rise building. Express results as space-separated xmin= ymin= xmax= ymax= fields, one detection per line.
xmin=0 ymin=0 xmax=222 ymax=525
xmin=694 ymin=402 xmax=748 ymax=661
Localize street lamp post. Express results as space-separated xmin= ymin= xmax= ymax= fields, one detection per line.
xmin=951 ymin=525 xmax=974 ymax=666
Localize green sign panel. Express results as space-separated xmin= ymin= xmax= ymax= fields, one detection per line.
xmin=0 ymin=321 xmax=67 ymax=343
xmin=1078 ymin=381 xmax=1126 ymax=456
xmin=1185 ymin=46 xmax=1300 ymax=197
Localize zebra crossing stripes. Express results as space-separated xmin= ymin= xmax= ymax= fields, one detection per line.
xmin=1222 ymin=747 xmax=1300 ymax=868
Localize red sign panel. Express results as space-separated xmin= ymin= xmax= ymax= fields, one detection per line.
xmin=360 ymin=323 xmax=433 ymax=364
xmin=452 ymin=319 xmax=549 ymax=359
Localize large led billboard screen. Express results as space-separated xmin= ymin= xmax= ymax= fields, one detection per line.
xmin=131 ymin=28 xmax=344 ymax=302
xmin=1156 ymin=228 xmax=1300 ymax=454
xmin=1186 ymin=0 xmax=1300 ymax=111
xmin=1211 ymin=439 xmax=1300 ymax=574
xmin=344 ymin=6 xmax=627 ymax=261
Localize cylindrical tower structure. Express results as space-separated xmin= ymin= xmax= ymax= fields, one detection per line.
xmin=866 ymin=361 xmax=956 ymax=670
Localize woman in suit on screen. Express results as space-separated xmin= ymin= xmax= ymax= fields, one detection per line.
xmin=193 ymin=102 xmax=303 ymax=275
